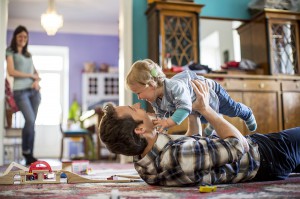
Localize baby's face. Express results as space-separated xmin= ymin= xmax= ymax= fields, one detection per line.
xmin=129 ymin=83 xmax=157 ymax=103
xmin=115 ymin=103 xmax=154 ymax=131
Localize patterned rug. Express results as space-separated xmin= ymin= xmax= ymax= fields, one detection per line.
xmin=0 ymin=161 xmax=300 ymax=199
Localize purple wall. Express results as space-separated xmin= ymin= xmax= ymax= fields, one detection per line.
xmin=7 ymin=30 xmax=119 ymax=108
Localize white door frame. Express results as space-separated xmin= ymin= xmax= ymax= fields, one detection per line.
xmin=0 ymin=0 xmax=9 ymax=166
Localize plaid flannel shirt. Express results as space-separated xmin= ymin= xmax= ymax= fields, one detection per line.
xmin=133 ymin=133 xmax=260 ymax=186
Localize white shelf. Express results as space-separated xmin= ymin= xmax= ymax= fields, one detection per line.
xmin=82 ymin=73 xmax=119 ymax=112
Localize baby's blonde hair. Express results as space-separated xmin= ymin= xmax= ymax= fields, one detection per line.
xmin=126 ymin=59 xmax=166 ymax=88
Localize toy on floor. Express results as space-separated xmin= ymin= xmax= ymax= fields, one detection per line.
xmin=0 ymin=161 xmax=61 ymax=184
xmin=0 ymin=161 xmax=142 ymax=185
xmin=107 ymin=174 xmax=140 ymax=181
xmin=26 ymin=161 xmax=56 ymax=182
xmin=62 ymin=160 xmax=92 ymax=175
xmin=199 ymin=185 xmax=217 ymax=193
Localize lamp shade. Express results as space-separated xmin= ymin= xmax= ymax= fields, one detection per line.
xmin=41 ymin=0 xmax=63 ymax=36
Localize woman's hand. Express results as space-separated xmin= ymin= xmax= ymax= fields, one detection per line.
xmin=31 ymin=73 xmax=41 ymax=80
xmin=31 ymin=80 xmax=40 ymax=91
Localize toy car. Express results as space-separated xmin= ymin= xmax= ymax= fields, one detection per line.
xmin=26 ymin=161 xmax=53 ymax=181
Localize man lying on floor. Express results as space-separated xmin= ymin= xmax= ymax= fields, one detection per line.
xmin=99 ymin=80 xmax=300 ymax=186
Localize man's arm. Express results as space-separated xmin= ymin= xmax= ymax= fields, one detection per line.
xmin=186 ymin=114 xmax=201 ymax=136
xmin=191 ymin=80 xmax=249 ymax=152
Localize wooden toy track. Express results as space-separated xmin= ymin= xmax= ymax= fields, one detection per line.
xmin=0 ymin=162 xmax=141 ymax=185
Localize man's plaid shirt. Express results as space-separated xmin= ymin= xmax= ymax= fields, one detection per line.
xmin=133 ymin=133 xmax=260 ymax=186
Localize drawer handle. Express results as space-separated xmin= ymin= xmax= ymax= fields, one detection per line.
xmin=259 ymin=83 xmax=265 ymax=88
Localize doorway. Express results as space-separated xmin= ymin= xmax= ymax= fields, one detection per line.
xmin=29 ymin=45 xmax=69 ymax=158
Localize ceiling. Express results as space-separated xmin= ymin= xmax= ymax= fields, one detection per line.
xmin=7 ymin=0 xmax=120 ymax=35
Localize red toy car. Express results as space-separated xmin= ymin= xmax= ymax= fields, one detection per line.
xmin=26 ymin=161 xmax=53 ymax=181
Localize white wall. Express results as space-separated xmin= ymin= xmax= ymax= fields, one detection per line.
xmin=0 ymin=0 xmax=9 ymax=166
xmin=119 ymin=0 xmax=133 ymax=106
xmin=119 ymin=0 xmax=133 ymax=164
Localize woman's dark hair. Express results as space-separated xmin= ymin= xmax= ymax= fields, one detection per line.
xmin=99 ymin=103 xmax=148 ymax=156
xmin=8 ymin=25 xmax=31 ymax=57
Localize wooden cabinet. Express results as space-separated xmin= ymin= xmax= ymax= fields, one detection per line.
xmin=166 ymin=72 xmax=300 ymax=135
xmin=237 ymin=9 xmax=300 ymax=75
xmin=146 ymin=1 xmax=203 ymax=68
xmin=281 ymin=80 xmax=300 ymax=129
xmin=243 ymin=92 xmax=280 ymax=133
xmin=217 ymin=78 xmax=281 ymax=135
xmin=207 ymin=74 xmax=300 ymax=135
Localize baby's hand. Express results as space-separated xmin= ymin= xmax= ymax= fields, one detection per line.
xmin=153 ymin=118 xmax=168 ymax=133
xmin=153 ymin=118 xmax=175 ymax=133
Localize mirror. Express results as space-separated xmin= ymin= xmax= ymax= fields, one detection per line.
xmin=200 ymin=18 xmax=243 ymax=71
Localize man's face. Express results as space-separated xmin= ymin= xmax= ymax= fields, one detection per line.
xmin=115 ymin=103 xmax=154 ymax=130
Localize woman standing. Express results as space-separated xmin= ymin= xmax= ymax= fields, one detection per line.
xmin=6 ymin=25 xmax=41 ymax=165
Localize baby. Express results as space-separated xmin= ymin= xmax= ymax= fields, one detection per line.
xmin=126 ymin=59 xmax=257 ymax=135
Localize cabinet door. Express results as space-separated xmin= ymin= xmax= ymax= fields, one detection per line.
xmin=282 ymin=92 xmax=300 ymax=129
xmin=168 ymin=118 xmax=188 ymax=134
xmin=243 ymin=92 xmax=280 ymax=134
xmin=204 ymin=90 xmax=280 ymax=135
xmin=160 ymin=10 xmax=199 ymax=67
xmin=219 ymin=79 xmax=281 ymax=134
xmin=268 ymin=19 xmax=300 ymax=75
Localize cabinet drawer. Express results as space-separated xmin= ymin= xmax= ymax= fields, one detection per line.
xmin=281 ymin=81 xmax=300 ymax=91
xmin=218 ymin=80 xmax=280 ymax=91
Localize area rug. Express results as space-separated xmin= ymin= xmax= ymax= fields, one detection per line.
xmin=0 ymin=161 xmax=300 ymax=199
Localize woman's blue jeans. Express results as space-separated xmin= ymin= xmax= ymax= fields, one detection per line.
xmin=13 ymin=88 xmax=41 ymax=155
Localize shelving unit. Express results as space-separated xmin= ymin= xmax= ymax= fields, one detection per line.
xmin=82 ymin=73 xmax=119 ymax=112
xmin=237 ymin=9 xmax=300 ymax=75
xmin=146 ymin=1 xmax=203 ymax=68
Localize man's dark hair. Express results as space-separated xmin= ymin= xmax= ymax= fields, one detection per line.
xmin=99 ymin=104 xmax=148 ymax=156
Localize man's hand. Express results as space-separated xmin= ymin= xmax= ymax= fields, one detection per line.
xmin=191 ymin=79 xmax=249 ymax=152
xmin=153 ymin=118 xmax=176 ymax=133
xmin=191 ymin=80 xmax=210 ymax=114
